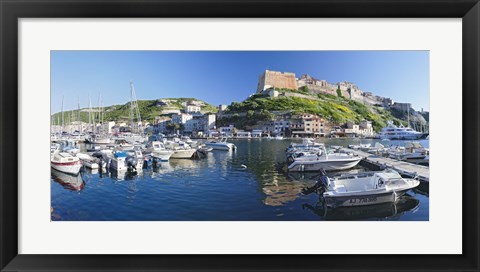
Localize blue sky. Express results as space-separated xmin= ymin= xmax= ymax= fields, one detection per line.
xmin=51 ymin=51 xmax=429 ymax=114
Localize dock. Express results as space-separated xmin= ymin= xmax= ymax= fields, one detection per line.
xmin=345 ymin=149 xmax=430 ymax=183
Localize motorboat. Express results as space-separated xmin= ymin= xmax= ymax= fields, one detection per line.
xmin=376 ymin=121 xmax=428 ymax=140
xmin=109 ymin=151 xmax=128 ymax=171
xmin=168 ymin=143 xmax=197 ymax=159
xmin=144 ymin=141 xmax=174 ymax=161
xmin=387 ymin=141 xmax=429 ymax=164
xmin=58 ymin=139 xmax=80 ymax=155
xmin=51 ymin=152 xmax=82 ymax=174
xmin=205 ymin=137 xmax=236 ymax=151
xmin=125 ymin=148 xmax=144 ymax=171
xmin=51 ymin=143 xmax=61 ymax=158
xmin=303 ymin=169 xmax=420 ymax=208
xmin=302 ymin=194 xmax=420 ymax=220
xmin=86 ymin=134 xmax=111 ymax=144
xmin=287 ymin=144 xmax=362 ymax=172
xmin=286 ymin=138 xmax=323 ymax=155
xmin=76 ymin=152 xmax=100 ymax=169
xmin=51 ymin=168 xmax=85 ymax=191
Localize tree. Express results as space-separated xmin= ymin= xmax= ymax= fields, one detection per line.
xmin=336 ymin=87 xmax=343 ymax=98
xmin=299 ymin=85 xmax=309 ymax=93
xmin=166 ymin=122 xmax=183 ymax=132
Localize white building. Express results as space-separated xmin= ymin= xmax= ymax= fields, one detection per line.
xmin=251 ymin=129 xmax=263 ymax=138
xmin=172 ymin=113 xmax=193 ymax=124
xmin=219 ymin=125 xmax=235 ymax=136
xmin=185 ymin=104 xmax=201 ymax=113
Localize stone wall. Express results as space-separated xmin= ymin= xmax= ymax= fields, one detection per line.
xmin=257 ymin=70 xmax=298 ymax=93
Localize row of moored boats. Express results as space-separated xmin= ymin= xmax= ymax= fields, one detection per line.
xmin=51 ymin=136 xmax=236 ymax=175
xmin=285 ymin=139 xmax=421 ymax=208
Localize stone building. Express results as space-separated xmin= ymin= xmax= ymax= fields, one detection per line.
xmin=391 ymin=102 xmax=412 ymax=112
xmin=257 ymin=70 xmax=298 ymax=93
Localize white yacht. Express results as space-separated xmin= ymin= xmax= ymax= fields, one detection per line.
xmin=205 ymin=137 xmax=236 ymax=151
xmin=376 ymin=121 xmax=428 ymax=140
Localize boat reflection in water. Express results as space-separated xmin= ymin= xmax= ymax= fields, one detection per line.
xmin=51 ymin=168 xmax=85 ymax=191
xmin=109 ymin=169 xmax=137 ymax=181
xmin=302 ymin=194 xmax=420 ymax=221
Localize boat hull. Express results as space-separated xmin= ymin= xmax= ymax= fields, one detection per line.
xmin=205 ymin=143 xmax=234 ymax=150
xmin=324 ymin=189 xmax=411 ymax=208
xmin=379 ymin=133 xmax=429 ymax=140
xmin=152 ymin=150 xmax=174 ymax=161
xmin=110 ymin=158 xmax=128 ymax=171
xmin=170 ymin=149 xmax=196 ymax=159
xmin=288 ymin=157 xmax=362 ymax=172
xmin=51 ymin=161 xmax=82 ymax=175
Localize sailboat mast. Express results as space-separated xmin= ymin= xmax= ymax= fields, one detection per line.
xmin=129 ymin=81 xmax=142 ymax=133
xmin=407 ymin=106 xmax=410 ymax=128
xmin=78 ymin=97 xmax=82 ymax=134
xmin=61 ymin=96 xmax=64 ymax=133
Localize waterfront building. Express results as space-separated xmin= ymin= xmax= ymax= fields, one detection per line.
xmin=172 ymin=113 xmax=193 ymax=124
xmin=251 ymin=129 xmax=263 ymax=138
xmin=152 ymin=117 xmax=171 ymax=134
xmin=236 ymin=130 xmax=251 ymax=138
xmin=359 ymin=120 xmax=374 ymax=137
xmin=219 ymin=125 xmax=235 ymax=137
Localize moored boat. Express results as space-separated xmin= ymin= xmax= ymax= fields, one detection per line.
xmin=303 ymin=169 xmax=420 ymax=208
xmin=51 ymin=152 xmax=82 ymax=175
xmin=205 ymin=137 xmax=236 ymax=151
xmin=287 ymin=143 xmax=362 ymax=172
xmin=376 ymin=121 xmax=428 ymax=140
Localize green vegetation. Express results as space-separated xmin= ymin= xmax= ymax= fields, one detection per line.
xmin=216 ymin=109 xmax=273 ymax=129
xmin=51 ymin=98 xmax=218 ymax=125
xmin=336 ymin=87 xmax=343 ymax=98
xmin=225 ymin=91 xmax=406 ymax=132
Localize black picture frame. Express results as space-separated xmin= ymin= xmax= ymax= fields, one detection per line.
xmin=1 ymin=0 xmax=479 ymax=271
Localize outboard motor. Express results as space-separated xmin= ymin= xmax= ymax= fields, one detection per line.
xmin=302 ymin=168 xmax=330 ymax=195
xmin=143 ymin=157 xmax=149 ymax=169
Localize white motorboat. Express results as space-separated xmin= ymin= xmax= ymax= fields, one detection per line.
xmin=377 ymin=121 xmax=428 ymax=140
xmin=170 ymin=147 xmax=196 ymax=159
xmin=109 ymin=151 xmax=128 ymax=171
xmin=287 ymin=144 xmax=362 ymax=172
xmin=76 ymin=153 xmax=99 ymax=169
xmin=388 ymin=141 xmax=429 ymax=163
xmin=286 ymin=138 xmax=323 ymax=155
xmin=86 ymin=134 xmax=111 ymax=144
xmin=305 ymin=169 xmax=420 ymax=208
xmin=205 ymin=137 xmax=236 ymax=151
xmin=51 ymin=143 xmax=61 ymax=158
xmin=51 ymin=152 xmax=82 ymax=175
xmin=144 ymin=141 xmax=174 ymax=161
xmin=125 ymin=149 xmax=144 ymax=171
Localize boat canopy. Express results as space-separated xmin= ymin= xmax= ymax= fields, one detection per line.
xmin=114 ymin=151 xmax=127 ymax=158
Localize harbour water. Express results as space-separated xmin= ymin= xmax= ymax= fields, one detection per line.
xmin=51 ymin=138 xmax=429 ymax=221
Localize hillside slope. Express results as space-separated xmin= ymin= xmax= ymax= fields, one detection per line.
xmin=51 ymin=98 xmax=218 ymax=124
xmin=222 ymin=92 xmax=410 ymax=132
